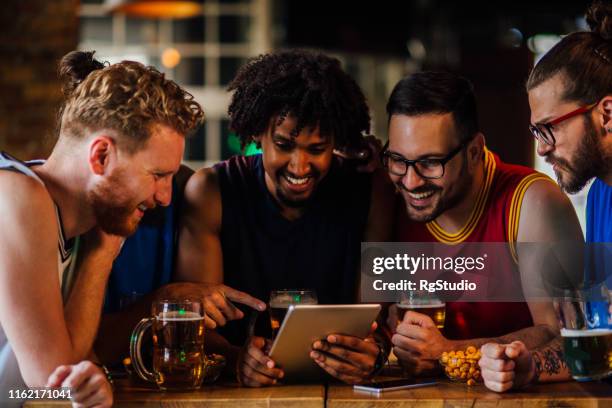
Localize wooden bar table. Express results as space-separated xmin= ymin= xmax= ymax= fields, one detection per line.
xmin=24 ymin=379 xmax=325 ymax=408
xmin=327 ymin=380 xmax=612 ymax=408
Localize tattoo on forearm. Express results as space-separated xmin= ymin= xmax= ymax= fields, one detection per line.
xmin=532 ymin=338 xmax=566 ymax=378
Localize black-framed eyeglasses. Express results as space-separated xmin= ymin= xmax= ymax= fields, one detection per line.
xmin=529 ymin=103 xmax=597 ymax=147
xmin=381 ymin=140 xmax=468 ymax=179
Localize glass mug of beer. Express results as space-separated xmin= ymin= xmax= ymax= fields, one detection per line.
xmin=556 ymin=285 xmax=612 ymax=381
xmin=269 ymin=290 xmax=318 ymax=338
xmin=130 ymin=299 xmax=206 ymax=391
xmin=396 ymin=290 xmax=446 ymax=329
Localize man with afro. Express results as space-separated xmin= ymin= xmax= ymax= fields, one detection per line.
xmin=176 ymin=49 xmax=395 ymax=386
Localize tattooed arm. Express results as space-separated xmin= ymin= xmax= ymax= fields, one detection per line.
xmin=479 ymin=337 xmax=570 ymax=392
xmin=531 ymin=336 xmax=570 ymax=383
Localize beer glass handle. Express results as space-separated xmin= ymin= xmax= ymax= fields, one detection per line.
xmin=129 ymin=317 xmax=156 ymax=383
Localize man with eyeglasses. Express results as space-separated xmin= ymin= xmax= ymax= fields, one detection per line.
xmin=479 ymin=0 xmax=612 ymax=392
xmin=383 ymin=71 xmax=583 ymax=377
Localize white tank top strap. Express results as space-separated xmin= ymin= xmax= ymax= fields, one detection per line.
xmin=0 ymin=152 xmax=78 ymax=295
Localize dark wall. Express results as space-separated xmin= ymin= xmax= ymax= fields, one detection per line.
xmin=456 ymin=47 xmax=534 ymax=167
xmin=282 ymin=0 xmax=590 ymax=167
xmin=0 ymin=0 xmax=79 ymax=160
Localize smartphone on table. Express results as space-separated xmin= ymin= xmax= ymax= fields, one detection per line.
xmin=353 ymin=378 xmax=437 ymax=394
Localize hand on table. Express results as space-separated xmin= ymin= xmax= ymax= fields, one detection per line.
xmin=237 ymin=336 xmax=284 ymax=387
xmin=310 ymin=322 xmax=380 ymax=384
xmin=479 ymin=341 xmax=535 ymax=392
xmin=391 ymin=311 xmax=451 ymax=376
xmin=46 ymin=361 xmax=112 ymax=408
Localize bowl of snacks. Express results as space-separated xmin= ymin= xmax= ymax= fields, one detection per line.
xmin=439 ymin=346 xmax=481 ymax=385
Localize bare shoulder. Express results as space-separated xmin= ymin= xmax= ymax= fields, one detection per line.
xmin=182 ymin=167 xmax=222 ymax=233
xmin=0 ymin=171 xmax=57 ymax=228
xmin=185 ymin=167 xmax=219 ymax=199
xmin=521 ymin=178 xmax=575 ymax=217
xmin=0 ymin=171 xmax=58 ymax=275
xmin=518 ymin=177 xmax=583 ymax=241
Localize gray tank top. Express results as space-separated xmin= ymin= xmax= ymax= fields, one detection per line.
xmin=0 ymin=152 xmax=79 ymax=403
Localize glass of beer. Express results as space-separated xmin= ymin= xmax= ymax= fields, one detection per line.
xmin=396 ymin=290 xmax=446 ymax=329
xmin=269 ymin=290 xmax=317 ymax=338
xmin=130 ymin=299 xmax=206 ymax=391
xmin=556 ymin=285 xmax=612 ymax=381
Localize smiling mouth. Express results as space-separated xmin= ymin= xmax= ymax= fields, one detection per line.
xmin=407 ymin=190 xmax=436 ymax=200
xmin=284 ymin=174 xmax=311 ymax=185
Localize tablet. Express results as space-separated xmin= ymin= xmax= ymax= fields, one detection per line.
xmin=268 ymin=304 xmax=381 ymax=381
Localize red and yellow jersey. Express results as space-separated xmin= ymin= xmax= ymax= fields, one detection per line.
xmin=396 ymin=148 xmax=553 ymax=340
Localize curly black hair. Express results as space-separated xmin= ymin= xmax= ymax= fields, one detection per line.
xmin=227 ymin=49 xmax=371 ymax=150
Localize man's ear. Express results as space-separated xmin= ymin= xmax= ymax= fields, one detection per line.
xmin=598 ymin=95 xmax=612 ymax=134
xmin=89 ymin=136 xmax=116 ymax=176
xmin=467 ymin=132 xmax=486 ymax=168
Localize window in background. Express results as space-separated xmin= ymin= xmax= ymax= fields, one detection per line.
xmin=219 ymin=57 xmax=245 ymax=86
xmin=185 ymin=124 xmax=207 ymax=161
xmin=80 ymin=16 xmax=113 ymax=43
xmin=126 ymin=18 xmax=160 ymax=44
xmin=219 ymin=15 xmax=251 ymax=43
xmin=77 ymin=1 xmax=274 ymax=165
xmin=174 ymin=57 xmax=205 ymax=86
xmin=173 ymin=16 xmax=206 ymax=43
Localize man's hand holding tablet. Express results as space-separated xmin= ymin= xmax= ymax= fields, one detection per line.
xmin=236 ymin=304 xmax=382 ymax=386
xmin=310 ymin=321 xmax=381 ymax=384
xmin=237 ymin=336 xmax=284 ymax=387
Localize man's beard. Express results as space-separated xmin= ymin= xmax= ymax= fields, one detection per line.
xmin=548 ymin=116 xmax=608 ymax=194
xmin=276 ymin=187 xmax=311 ymax=208
xmin=274 ymin=166 xmax=321 ymax=209
xmin=87 ymin=171 xmax=141 ymax=236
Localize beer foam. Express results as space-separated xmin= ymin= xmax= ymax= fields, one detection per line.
xmin=397 ymin=302 xmax=445 ymax=308
xmin=561 ymin=328 xmax=612 ymax=337
xmin=269 ymin=301 xmax=290 ymax=309
xmin=269 ymin=299 xmax=317 ymax=308
xmin=158 ymin=311 xmax=204 ymax=321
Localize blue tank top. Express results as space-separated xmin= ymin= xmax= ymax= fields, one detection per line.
xmin=215 ymin=154 xmax=372 ymax=345
xmin=587 ymin=178 xmax=612 ymax=243
xmin=585 ymin=178 xmax=612 ymax=328
xmin=104 ymin=166 xmax=193 ymax=313
xmin=103 ymin=203 xmax=177 ymax=313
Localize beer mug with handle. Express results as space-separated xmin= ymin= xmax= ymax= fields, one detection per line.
xmin=556 ymin=283 xmax=612 ymax=381
xmin=130 ymin=299 xmax=206 ymax=391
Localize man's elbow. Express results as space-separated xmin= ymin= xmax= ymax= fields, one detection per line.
xmin=19 ymin=354 xmax=80 ymax=388
xmin=21 ymin=369 xmax=52 ymax=389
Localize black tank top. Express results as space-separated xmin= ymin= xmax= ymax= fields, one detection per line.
xmin=215 ymin=154 xmax=372 ymax=345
